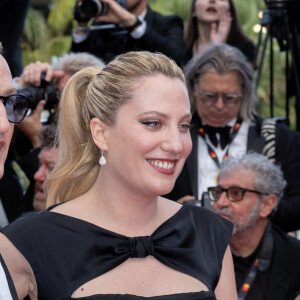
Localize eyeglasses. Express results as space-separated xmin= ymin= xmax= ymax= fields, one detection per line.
xmin=207 ymin=186 xmax=266 ymax=202
xmin=0 ymin=94 xmax=34 ymax=123
xmin=198 ymin=91 xmax=242 ymax=107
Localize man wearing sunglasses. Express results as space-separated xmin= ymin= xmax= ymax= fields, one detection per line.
xmin=0 ymin=44 xmax=34 ymax=228
xmin=166 ymin=43 xmax=300 ymax=233
xmin=0 ymin=43 xmax=26 ymax=298
xmin=210 ymin=152 xmax=300 ymax=300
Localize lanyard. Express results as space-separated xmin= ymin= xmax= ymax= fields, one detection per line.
xmin=198 ymin=118 xmax=242 ymax=168
xmin=238 ymin=259 xmax=259 ymax=300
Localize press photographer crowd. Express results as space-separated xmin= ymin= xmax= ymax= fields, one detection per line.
xmin=0 ymin=0 xmax=299 ymax=299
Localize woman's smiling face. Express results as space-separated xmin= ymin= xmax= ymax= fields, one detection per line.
xmin=103 ymin=73 xmax=192 ymax=197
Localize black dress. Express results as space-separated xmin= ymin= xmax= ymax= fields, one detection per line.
xmin=2 ymin=204 xmax=233 ymax=300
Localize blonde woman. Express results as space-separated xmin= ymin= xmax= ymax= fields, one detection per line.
xmin=0 ymin=51 xmax=237 ymax=300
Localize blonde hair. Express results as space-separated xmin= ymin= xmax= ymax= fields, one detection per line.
xmin=46 ymin=51 xmax=186 ymax=206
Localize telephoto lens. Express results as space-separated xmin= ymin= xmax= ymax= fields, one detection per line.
xmin=80 ymin=0 xmax=109 ymax=19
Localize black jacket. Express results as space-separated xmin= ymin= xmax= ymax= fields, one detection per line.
xmin=234 ymin=224 xmax=300 ymax=300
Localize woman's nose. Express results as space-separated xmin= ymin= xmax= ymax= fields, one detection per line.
xmin=160 ymin=128 xmax=183 ymax=154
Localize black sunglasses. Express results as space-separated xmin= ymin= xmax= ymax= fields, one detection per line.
xmin=208 ymin=186 xmax=266 ymax=202
xmin=0 ymin=94 xmax=34 ymax=123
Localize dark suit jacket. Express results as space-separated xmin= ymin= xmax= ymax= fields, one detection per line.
xmin=166 ymin=114 xmax=300 ymax=232
xmin=234 ymin=224 xmax=300 ymax=300
xmin=71 ymin=6 xmax=185 ymax=67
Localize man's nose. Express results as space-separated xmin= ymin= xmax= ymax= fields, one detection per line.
xmin=215 ymin=191 xmax=231 ymax=208
xmin=34 ymin=165 xmax=47 ymax=183
xmin=214 ymin=95 xmax=225 ymax=110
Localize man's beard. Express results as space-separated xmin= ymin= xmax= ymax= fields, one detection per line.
xmin=215 ymin=200 xmax=261 ymax=235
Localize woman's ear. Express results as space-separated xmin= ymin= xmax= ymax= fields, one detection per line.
xmin=259 ymin=194 xmax=278 ymax=218
xmin=90 ymin=118 xmax=108 ymax=151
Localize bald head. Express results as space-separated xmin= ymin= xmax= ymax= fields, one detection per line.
xmin=0 ymin=47 xmax=15 ymax=178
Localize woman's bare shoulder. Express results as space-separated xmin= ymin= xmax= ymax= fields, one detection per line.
xmin=0 ymin=233 xmax=38 ymax=299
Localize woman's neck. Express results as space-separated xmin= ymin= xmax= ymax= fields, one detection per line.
xmin=197 ymin=21 xmax=212 ymax=41
xmin=193 ymin=21 xmax=214 ymax=55
xmin=84 ymin=172 xmax=163 ymax=236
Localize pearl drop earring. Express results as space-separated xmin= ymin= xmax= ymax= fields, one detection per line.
xmin=99 ymin=149 xmax=106 ymax=166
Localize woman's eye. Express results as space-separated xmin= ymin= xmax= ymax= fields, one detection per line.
xmin=179 ymin=123 xmax=191 ymax=132
xmin=140 ymin=121 xmax=161 ymax=128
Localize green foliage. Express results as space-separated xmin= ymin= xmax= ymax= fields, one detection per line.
xmin=23 ymin=8 xmax=49 ymax=51
xmin=149 ymin=0 xmax=191 ymax=22
xmin=48 ymin=0 xmax=75 ymax=35
xmin=22 ymin=0 xmax=73 ymax=65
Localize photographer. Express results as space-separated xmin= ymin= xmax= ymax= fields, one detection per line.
xmin=71 ymin=0 xmax=185 ymax=66
xmin=0 ymin=52 xmax=105 ymax=221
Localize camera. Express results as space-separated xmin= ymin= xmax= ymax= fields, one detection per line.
xmin=18 ymin=72 xmax=59 ymax=112
xmin=78 ymin=0 xmax=127 ymax=20
xmin=182 ymin=192 xmax=213 ymax=209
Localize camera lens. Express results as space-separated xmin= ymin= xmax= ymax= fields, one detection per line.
xmin=80 ymin=0 xmax=108 ymax=19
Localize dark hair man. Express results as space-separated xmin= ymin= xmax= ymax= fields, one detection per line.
xmin=33 ymin=124 xmax=58 ymax=212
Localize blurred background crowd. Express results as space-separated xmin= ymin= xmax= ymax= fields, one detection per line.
xmin=0 ymin=0 xmax=300 ymax=298
xmin=12 ymin=0 xmax=299 ymax=124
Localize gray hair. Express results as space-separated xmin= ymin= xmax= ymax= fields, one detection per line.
xmin=53 ymin=52 xmax=105 ymax=75
xmin=184 ymin=44 xmax=256 ymax=123
xmin=219 ymin=152 xmax=286 ymax=201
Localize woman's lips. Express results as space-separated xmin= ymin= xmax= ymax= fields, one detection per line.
xmin=147 ymin=159 xmax=177 ymax=175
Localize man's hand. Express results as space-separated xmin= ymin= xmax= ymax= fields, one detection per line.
xmin=16 ymin=100 xmax=46 ymax=148
xmin=16 ymin=61 xmax=64 ymax=88
xmin=210 ymin=7 xmax=232 ymax=45
xmin=95 ymin=0 xmax=136 ymax=27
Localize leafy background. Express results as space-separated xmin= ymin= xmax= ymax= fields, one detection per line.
xmin=22 ymin=0 xmax=296 ymax=128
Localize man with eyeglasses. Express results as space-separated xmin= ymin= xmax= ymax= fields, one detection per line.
xmin=0 ymin=44 xmax=34 ymax=229
xmin=210 ymin=152 xmax=300 ymax=300
xmin=166 ymin=43 xmax=300 ymax=233
xmin=0 ymin=42 xmax=27 ymax=299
